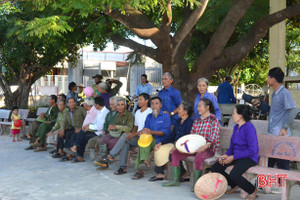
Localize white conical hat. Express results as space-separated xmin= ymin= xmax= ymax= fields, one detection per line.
xmin=194 ymin=173 xmax=228 ymax=200
xmin=175 ymin=134 xmax=206 ymax=154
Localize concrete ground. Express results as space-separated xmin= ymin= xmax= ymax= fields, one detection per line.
xmin=1 ymin=134 xmax=300 ymax=200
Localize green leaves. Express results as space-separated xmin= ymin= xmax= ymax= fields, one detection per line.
xmin=25 ymin=16 xmax=73 ymax=38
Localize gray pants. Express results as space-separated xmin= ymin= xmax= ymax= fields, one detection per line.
xmin=109 ymin=133 xmax=138 ymax=168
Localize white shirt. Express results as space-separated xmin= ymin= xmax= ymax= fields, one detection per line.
xmin=134 ymin=107 xmax=152 ymax=132
xmin=89 ymin=107 xmax=110 ymax=136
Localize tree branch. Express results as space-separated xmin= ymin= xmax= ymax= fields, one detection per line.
xmin=110 ymin=35 xmax=162 ymax=63
xmin=0 ymin=73 xmax=12 ymax=96
xmin=212 ymin=3 xmax=300 ymax=72
xmin=105 ymin=7 xmax=161 ymax=46
xmin=159 ymin=1 xmax=172 ymax=39
xmin=204 ymin=0 xmax=254 ymax=56
xmin=172 ymin=0 xmax=209 ymax=52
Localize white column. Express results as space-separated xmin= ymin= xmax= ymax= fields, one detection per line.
xmin=269 ymin=0 xmax=286 ymax=72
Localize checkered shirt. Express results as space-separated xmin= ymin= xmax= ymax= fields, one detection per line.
xmin=190 ymin=113 xmax=220 ymax=154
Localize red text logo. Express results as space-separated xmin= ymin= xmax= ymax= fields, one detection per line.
xmin=256 ymin=174 xmax=287 ymax=188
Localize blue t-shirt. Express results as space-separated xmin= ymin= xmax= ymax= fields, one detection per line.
xmin=144 ymin=110 xmax=171 ymax=144
xmin=217 ymin=81 xmax=237 ymax=104
xmin=268 ymin=85 xmax=296 ymax=136
xmin=135 ymin=83 xmax=152 ymax=96
xmin=158 ymin=85 xmax=182 ymax=125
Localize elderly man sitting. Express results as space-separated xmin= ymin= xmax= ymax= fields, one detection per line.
xmin=99 ymin=93 xmax=152 ymax=175
xmin=58 ymin=97 xmax=86 ymax=161
xmin=96 ymin=97 xmax=134 ymax=170
xmin=70 ymin=97 xmax=109 ymax=162
xmin=50 ymin=98 xmax=95 ymax=158
xmin=46 ymin=100 xmax=68 ymax=157
xmin=25 ymin=95 xmax=59 ymax=150
xmin=87 ymin=97 xmax=118 ymax=160
xmin=131 ymin=97 xmax=171 ymax=180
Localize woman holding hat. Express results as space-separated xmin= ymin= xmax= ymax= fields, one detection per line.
xmin=193 ymin=78 xmax=221 ymax=124
xmin=163 ymin=99 xmax=220 ymax=191
xmin=210 ymin=105 xmax=258 ymax=200
xmin=151 ymin=101 xmax=194 ymax=182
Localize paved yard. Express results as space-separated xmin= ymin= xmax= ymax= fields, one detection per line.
xmin=0 ymin=135 xmax=299 ymax=200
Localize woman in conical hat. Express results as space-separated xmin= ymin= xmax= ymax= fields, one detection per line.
xmin=163 ymin=99 xmax=220 ymax=191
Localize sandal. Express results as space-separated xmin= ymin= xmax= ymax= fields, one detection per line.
xmin=100 ymin=155 xmax=114 ymax=164
xmin=52 ymin=152 xmax=63 ymax=158
xmin=131 ymin=172 xmax=144 ymax=180
xmin=114 ymin=168 xmax=127 ymax=175
xmin=59 ymin=155 xmax=72 ymax=162
xmin=72 ymin=157 xmax=85 ymax=163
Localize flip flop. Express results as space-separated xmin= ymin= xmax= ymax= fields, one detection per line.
xmin=72 ymin=157 xmax=85 ymax=163
xmin=114 ymin=168 xmax=127 ymax=175
xmin=100 ymin=155 xmax=114 ymax=164
xmin=52 ymin=152 xmax=63 ymax=158
xmin=131 ymin=172 xmax=144 ymax=180
xmin=59 ymin=155 xmax=72 ymax=162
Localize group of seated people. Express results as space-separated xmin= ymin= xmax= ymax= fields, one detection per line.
xmin=23 ymin=91 xmax=259 ymax=200
xmin=22 ymin=68 xmax=299 ymax=200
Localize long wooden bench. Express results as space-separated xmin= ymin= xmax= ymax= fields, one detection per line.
xmin=185 ymin=127 xmax=300 ymax=200
xmin=25 ymin=107 xmax=48 ymax=124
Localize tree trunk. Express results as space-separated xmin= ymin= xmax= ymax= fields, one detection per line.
xmin=3 ymin=82 xmax=32 ymax=109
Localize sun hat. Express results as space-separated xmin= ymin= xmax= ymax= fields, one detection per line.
xmin=194 ymin=173 xmax=228 ymax=200
xmin=138 ymin=134 xmax=153 ymax=148
xmin=154 ymin=143 xmax=174 ymax=166
xmin=175 ymin=134 xmax=206 ymax=154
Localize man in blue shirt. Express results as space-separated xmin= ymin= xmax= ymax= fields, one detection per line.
xmin=217 ymin=76 xmax=237 ymax=104
xmin=132 ymin=97 xmax=171 ymax=181
xmin=158 ymin=72 xmax=182 ymax=125
xmin=267 ymin=68 xmax=297 ymax=170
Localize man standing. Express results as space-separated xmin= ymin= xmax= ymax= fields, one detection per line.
xmin=131 ymin=97 xmax=171 ymax=180
xmin=267 ymin=67 xmax=298 ymax=192
xmin=158 ymin=72 xmax=182 ymax=125
xmin=92 ymin=74 xmax=103 ymax=96
xmin=25 ymin=95 xmax=59 ymax=150
xmin=217 ymin=75 xmax=237 ymax=104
